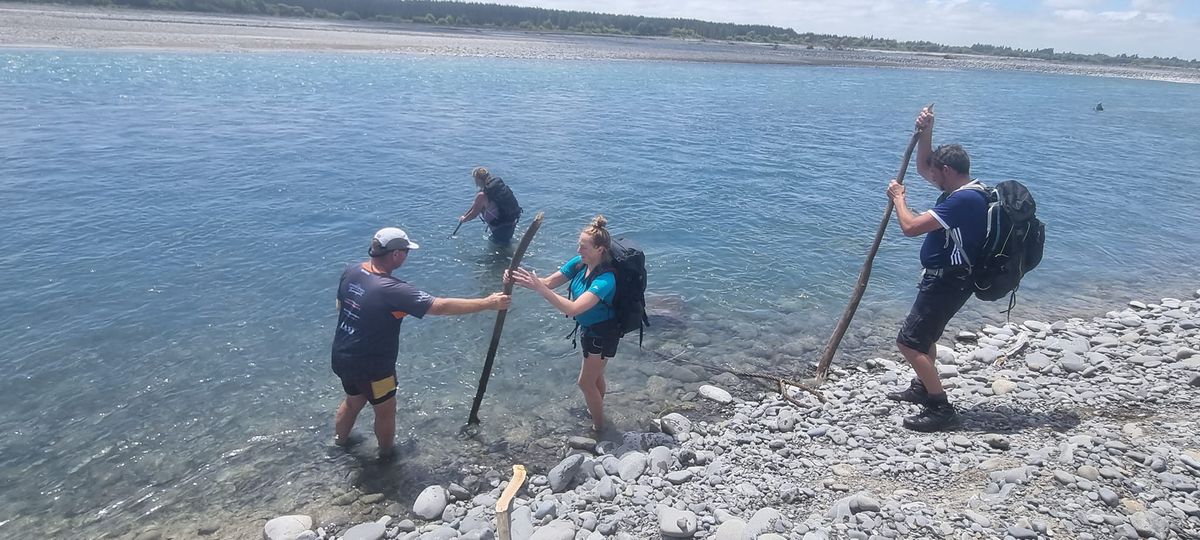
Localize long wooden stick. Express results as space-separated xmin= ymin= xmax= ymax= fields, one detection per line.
xmin=813 ymin=105 xmax=932 ymax=382
xmin=449 ymin=219 xmax=464 ymax=238
xmin=495 ymin=464 xmax=527 ymax=540
xmin=467 ymin=212 xmax=544 ymax=425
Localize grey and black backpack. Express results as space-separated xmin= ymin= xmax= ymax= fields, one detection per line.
xmin=970 ymin=180 xmax=1045 ymax=310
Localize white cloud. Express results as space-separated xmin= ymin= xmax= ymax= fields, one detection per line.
xmin=1041 ymin=0 xmax=1099 ymax=8
xmin=1131 ymin=0 xmax=1175 ymax=11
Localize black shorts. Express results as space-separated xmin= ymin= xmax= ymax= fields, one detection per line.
xmin=897 ymin=272 xmax=974 ymax=353
xmin=339 ymin=372 xmax=397 ymax=405
xmin=581 ymin=320 xmax=620 ymax=359
xmin=488 ymin=219 xmax=518 ymax=244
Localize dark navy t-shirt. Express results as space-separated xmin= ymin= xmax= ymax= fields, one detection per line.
xmin=331 ymin=264 xmax=434 ymax=380
xmin=920 ymin=182 xmax=989 ymax=269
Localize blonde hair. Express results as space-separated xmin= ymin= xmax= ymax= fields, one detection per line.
xmin=472 ymin=166 xmax=491 ymax=188
xmin=583 ymin=215 xmax=612 ymax=257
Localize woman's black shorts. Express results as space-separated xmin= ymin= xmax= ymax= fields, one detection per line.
xmin=581 ymin=320 xmax=620 ymax=359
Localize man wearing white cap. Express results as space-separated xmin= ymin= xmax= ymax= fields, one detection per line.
xmin=331 ymin=227 xmax=510 ymax=457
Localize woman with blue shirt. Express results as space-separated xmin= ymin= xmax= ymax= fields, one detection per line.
xmin=509 ymin=215 xmax=619 ymax=432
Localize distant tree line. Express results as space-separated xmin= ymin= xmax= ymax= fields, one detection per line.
xmin=27 ymin=0 xmax=1199 ymax=68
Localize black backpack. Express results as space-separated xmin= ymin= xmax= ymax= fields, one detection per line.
xmin=969 ymin=180 xmax=1045 ymax=309
xmin=481 ymin=177 xmax=522 ymax=225
xmin=569 ymin=237 xmax=650 ymax=346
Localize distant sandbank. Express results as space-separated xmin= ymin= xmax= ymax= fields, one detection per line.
xmin=2 ymin=4 xmax=1198 ymax=84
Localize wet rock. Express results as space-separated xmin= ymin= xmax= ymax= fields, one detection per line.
xmin=699 ymin=385 xmax=733 ymax=404
xmin=413 ymin=485 xmax=448 ymax=520
xmin=342 ymin=523 xmax=385 ymax=540
xmin=661 ymin=413 xmax=693 ymax=435
xmin=618 ymin=451 xmax=648 ymax=481
xmin=264 ymin=515 xmax=312 ymax=540
xmin=530 ymin=519 xmax=576 ymax=540
xmin=547 ymin=454 xmax=585 ymax=493
xmin=567 ymin=436 xmax=597 ymax=451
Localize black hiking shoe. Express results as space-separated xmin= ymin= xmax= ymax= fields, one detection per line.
xmin=903 ymin=403 xmax=961 ymax=432
xmin=886 ymin=378 xmax=930 ymax=404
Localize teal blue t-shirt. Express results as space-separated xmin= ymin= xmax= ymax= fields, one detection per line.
xmin=559 ymin=255 xmax=615 ymax=327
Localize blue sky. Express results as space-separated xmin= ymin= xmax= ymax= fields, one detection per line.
xmin=505 ymin=1 xmax=1200 ymax=60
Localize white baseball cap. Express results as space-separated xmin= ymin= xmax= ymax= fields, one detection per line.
xmin=368 ymin=227 xmax=420 ymax=256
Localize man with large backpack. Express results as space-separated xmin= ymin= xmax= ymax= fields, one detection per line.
xmin=884 ymin=107 xmax=989 ymax=432
xmin=459 ymin=167 xmax=523 ymax=244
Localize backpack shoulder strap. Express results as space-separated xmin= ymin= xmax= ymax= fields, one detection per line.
xmin=586 ymin=265 xmax=616 ymax=308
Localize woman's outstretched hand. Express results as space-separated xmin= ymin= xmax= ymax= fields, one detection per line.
xmin=508 ymin=267 xmax=543 ymax=291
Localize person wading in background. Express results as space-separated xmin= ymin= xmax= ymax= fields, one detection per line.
xmin=885 ymin=107 xmax=989 ymax=432
xmin=331 ymin=227 xmax=510 ymax=457
xmin=507 ymin=216 xmax=621 ymax=433
xmin=459 ymin=167 xmax=523 ymax=244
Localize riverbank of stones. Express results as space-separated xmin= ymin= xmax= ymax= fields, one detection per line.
xmin=266 ymin=290 xmax=1200 ymax=539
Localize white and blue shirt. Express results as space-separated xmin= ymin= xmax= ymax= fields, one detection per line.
xmin=920 ymin=182 xmax=989 ymax=270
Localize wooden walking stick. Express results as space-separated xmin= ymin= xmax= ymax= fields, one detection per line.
xmin=467 ymin=212 xmax=544 ymax=425
xmin=813 ymin=104 xmax=932 ymax=383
